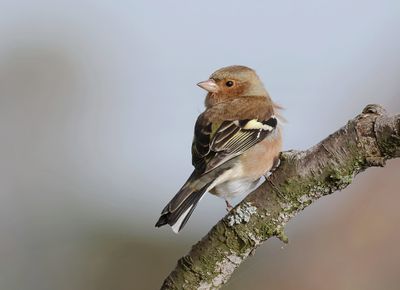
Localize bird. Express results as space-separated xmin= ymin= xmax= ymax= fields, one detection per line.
xmin=155 ymin=65 xmax=282 ymax=233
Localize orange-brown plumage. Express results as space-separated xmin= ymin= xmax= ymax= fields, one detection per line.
xmin=156 ymin=65 xmax=283 ymax=233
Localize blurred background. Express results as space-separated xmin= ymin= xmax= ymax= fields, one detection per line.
xmin=0 ymin=1 xmax=399 ymax=289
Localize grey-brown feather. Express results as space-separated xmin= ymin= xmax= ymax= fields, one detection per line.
xmin=192 ymin=116 xmax=277 ymax=175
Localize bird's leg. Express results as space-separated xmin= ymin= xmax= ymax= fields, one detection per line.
xmin=270 ymin=157 xmax=281 ymax=173
xmin=225 ymin=199 xmax=233 ymax=212
xmin=264 ymin=172 xmax=285 ymax=199
xmin=264 ymin=157 xmax=287 ymax=200
xmin=265 ymin=177 xmax=286 ymax=200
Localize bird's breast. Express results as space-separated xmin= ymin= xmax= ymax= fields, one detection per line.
xmin=240 ymin=129 xmax=282 ymax=179
xmin=208 ymin=129 xmax=282 ymax=199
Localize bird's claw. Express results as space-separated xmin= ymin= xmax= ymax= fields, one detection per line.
xmin=225 ymin=200 xmax=233 ymax=212
xmin=264 ymin=174 xmax=287 ymax=200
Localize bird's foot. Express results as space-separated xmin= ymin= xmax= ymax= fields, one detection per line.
xmin=264 ymin=175 xmax=287 ymax=200
xmin=225 ymin=200 xmax=233 ymax=212
xmin=271 ymin=157 xmax=281 ymax=173
xmin=264 ymin=157 xmax=287 ymax=200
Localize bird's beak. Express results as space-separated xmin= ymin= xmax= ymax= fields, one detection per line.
xmin=197 ymin=79 xmax=218 ymax=93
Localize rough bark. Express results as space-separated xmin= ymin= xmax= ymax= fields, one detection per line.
xmin=161 ymin=104 xmax=400 ymax=290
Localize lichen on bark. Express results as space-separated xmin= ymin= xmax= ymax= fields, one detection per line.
xmin=161 ymin=104 xmax=400 ymax=290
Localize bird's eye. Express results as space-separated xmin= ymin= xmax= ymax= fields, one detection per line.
xmin=225 ymin=81 xmax=234 ymax=87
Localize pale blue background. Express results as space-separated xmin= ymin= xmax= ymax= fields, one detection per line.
xmin=0 ymin=1 xmax=399 ymax=289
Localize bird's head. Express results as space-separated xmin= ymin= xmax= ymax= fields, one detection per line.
xmin=197 ymin=65 xmax=268 ymax=107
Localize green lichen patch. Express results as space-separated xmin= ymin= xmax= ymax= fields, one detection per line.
xmin=227 ymin=202 xmax=257 ymax=227
xmin=378 ymin=131 xmax=400 ymax=158
xmin=274 ymin=227 xmax=289 ymax=244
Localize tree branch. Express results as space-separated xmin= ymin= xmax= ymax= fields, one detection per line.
xmin=161 ymin=104 xmax=400 ymax=290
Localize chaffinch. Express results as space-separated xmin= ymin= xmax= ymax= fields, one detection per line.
xmin=156 ymin=65 xmax=282 ymax=233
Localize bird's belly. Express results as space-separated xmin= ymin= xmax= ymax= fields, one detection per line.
xmin=211 ymin=178 xmax=261 ymax=200
xmin=207 ymin=133 xmax=282 ymax=200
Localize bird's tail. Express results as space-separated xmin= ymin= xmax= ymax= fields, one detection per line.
xmin=155 ymin=171 xmax=213 ymax=233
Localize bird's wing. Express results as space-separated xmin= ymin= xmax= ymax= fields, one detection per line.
xmin=192 ymin=115 xmax=278 ymax=174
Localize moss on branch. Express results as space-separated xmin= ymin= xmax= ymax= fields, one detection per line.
xmin=161 ymin=104 xmax=400 ymax=290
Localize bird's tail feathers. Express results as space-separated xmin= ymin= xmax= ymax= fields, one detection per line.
xmin=155 ymin=173 xmax=212 ymax=233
